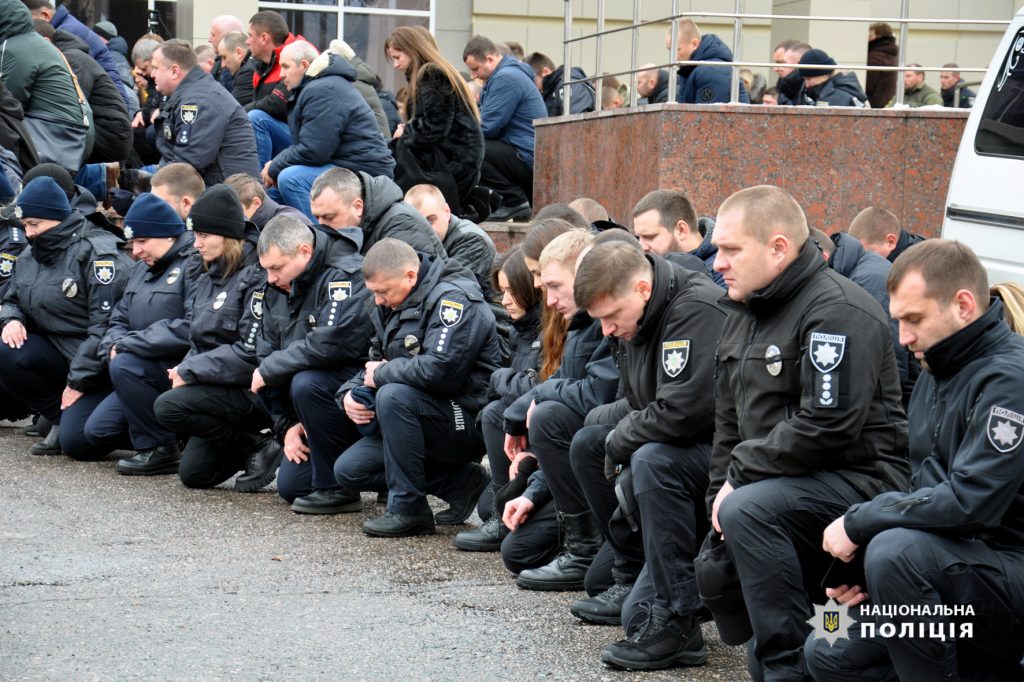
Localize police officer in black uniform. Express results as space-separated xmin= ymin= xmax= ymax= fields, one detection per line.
xmin=0 ymin=177 xmax=130 ymax=457
xmin=566 ymin=241 xmax=725 ymax=670
xmin=81 ymin=194 xmax=201 ymax=474
xmin=251 ymin=215 xmax=373 ymax=505
xmin=0 ymin=201 xmax=29 ymax=423
xmin=151 ymin=39 xmax=260 ymax=186
xmin=152 ymin=185 xmax=269 ymax=489
xmin=807 ymin=240 xmax=1024 ymax=681
xmin=334 ymin=238 xmax=502 ymax=538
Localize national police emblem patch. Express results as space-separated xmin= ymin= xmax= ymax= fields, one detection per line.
xmin=987 ymin=406 xmax=1024 ymax=453
xmin=662 ymin=340 xmax=690 ymax=377
xmin=809 ymin=332 xmax=846 ymax=372
xmin=0 ymin=253 xmax=15 ymax=279
xmin=439 ymin=299 xmax=464 ymax=327
xmin=180 ymin=105 xmax=198 ymax=124
xmin=250 ymin=290 xmax=264 ymax=319
xmin=328 ymin=281 xmax=351 ymax=301
xmin=94 ymin=260 xmax=115 ymax=285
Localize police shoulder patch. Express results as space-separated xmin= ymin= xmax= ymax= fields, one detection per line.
xmin=93 ymin=260 xmax=115 ymax=285
xmin=328 ymin=281 xmax=352 ymax=301
xmin=0 ymin=253 xmax=16 ymax=279
xmin=809 ymin=332 xmax=846 ymax=372
xmin=180 ymin=104 xmax=199 ymax=124
xmin=439 ymin=299 xmax=464 ymax=327
xmin=662 ymin=339 xmax=690 ymax=377
xmin=987 ymin=406 xmax=1024 ymax=453
xmin=250 ymin=290 xmax=264 ymax=319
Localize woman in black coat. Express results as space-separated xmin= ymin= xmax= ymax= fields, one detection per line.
xmin=384 ymin=25 xmax=483 ymax=216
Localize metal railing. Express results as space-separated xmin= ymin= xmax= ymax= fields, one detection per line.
xmin=559 ymin=0 xmax=1012 ymax=115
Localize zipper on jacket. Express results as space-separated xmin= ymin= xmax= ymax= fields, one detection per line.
xmin=880 ymin=496 xmax=931 ymax=514
xmin=738 ymin=318 xmax=758 ymax=426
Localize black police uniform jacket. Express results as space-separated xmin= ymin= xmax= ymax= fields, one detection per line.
xmin=98 ymin=231 xmax=201 ymax=361
xmin=708 ymin=239 xmax=910 ymax=512
xmin=257 ymin=227 xmax=373 ymax=385
xmin=488 ymin=302 xmax=541 ymax=404
xmin=503 ymin=309 xmax=618 ymax=435
xmin=0 ymin=212 xmax=130 ymax=391
xmin=585 ymin=255 xmax=726 ymax=465
xmin=176 ymin=224 xmax=265 ymax=386
xmin=154 ymin=67 xmax=260 ymax=186
xmin=340 ymin=253 xmax=502 ymax=413
xmin=357 ymin=172 xmax=444 ymax=257
xmin=844 ymin=301 xmax=1024 ymax=551
xmin=0 ymin=217 xmax=27 ymax=300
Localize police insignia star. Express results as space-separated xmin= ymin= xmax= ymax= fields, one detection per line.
xmin=180 ymin=105 xmax=198 ymax=124
xmin=250 ymin=291 xmax=264 ymax=319
xmin=987 ymin=406 xmax=1024 ymax=452
xmin=328 ymin=281 xmax=351 ymax=301
xmin=809 ymin=332 xmax=846 ymax=372
xmin=123 ymin=226 xmax=134 ymax=240
xmin=185 ymin=217 xmax=193 ymax=231
xmin=93 ymin=260 xmax=115 ymax=285
xmin=0 ymin=254 xmax=15 ymax=278
xmin=806 ymin=598 xmax=856 ymax=646
xmin=661 ymin=340 xmax=690 ymax=377
xmin=13 ymin=206 xmax=22 ymax=219
xmin=439 ymin=299 xmax=464 ymax=326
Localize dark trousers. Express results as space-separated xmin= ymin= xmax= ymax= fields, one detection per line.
xmin=500 ymin=496 xmax=560 ymax=574
xmin=717 ymin=474 xmax=866 ymax=682
xmin=479 ymin=398 xmax=511 ymax=519
xmin=85 ymin=352 xmax=176 ymax=451
xmin=570 ymin=424 xmax=646 ymax=579
xmin=530 ymin=400 xmax=589 ymax=515
xmin=479 ymin=139 xmax=533 ymax=207
xmin=60 ymin=387 xmax=116 ymax=461
xmin=805 ymin=529 xmax=1024 ymax=682
xmin=154 ymin=384 xmax=270 ymax=489
xmin=334 ymin=383 xmax=484 ymax=516
xmin=276 ymin=369 xmax=358 ymax=503
xmin=0 ymin=386 xmax=29 ymax=421
xmin=620 ymin=442 xmax=711 ymax=634
xmin=0 ymin=334 xmax=68 ymax=422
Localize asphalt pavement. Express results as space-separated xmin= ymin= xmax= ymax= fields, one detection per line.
xmin=0 ymin=422 xmax=748 ymax=681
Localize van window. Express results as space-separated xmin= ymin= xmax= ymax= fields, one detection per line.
xmin=975 ymin=26 xmax=1024 ymax=159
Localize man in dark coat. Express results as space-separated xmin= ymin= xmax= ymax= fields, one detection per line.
xmin=670 ymin=19 xmax=749 ymax=104
xmin=846 ymin=205 xmax=926 ymax=263
xmin=262 ymin=42 xmax=393 ymax=222
xmin=151 ymin=40 xmax=259 ymax=186
xmin=637 ymin=66 xmax=670 ymax=104
xmin=217 ymin=31 xmax=255 ymax=106
xmin=797 ymin=49 xmax=869 ymax=107
xmin=525 ymin=52 xmax=595 ymax=116
xmin=91 ymin=21 xmax=139 ymax=116
xmin=866 ymin=22 xmax=899 ymax=109
xmin=940 ymin=63 xmax=976 ymax=108
xmin=225 ymin=172 xmax=310 ymax=230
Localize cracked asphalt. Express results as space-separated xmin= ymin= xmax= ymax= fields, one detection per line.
xmin=0 ymin=422 xmax=748 ymax=681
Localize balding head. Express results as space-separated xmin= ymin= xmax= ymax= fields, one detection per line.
xmin=210 ymin=15 xmax=244 ymax=48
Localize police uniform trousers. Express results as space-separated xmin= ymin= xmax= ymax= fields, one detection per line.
xmin=84 ymin=352 xmax=178 ymax=454
xmin=154 ymin=384 xmax=270 ymax=489
xmin=805 ymin=529 xmax=1024 ymax=682
xmin=528 ymin=401 xmax=590 ymax=515
xmin=334 ymin=383 xmax=485 ymax=517
xmin=0 ymin=334 xmax=114 ymax=460
xmin=275 ymin=368 xmax=359 ymax=503
xmin=716 ymin=473 xmax=867 ymax=682
xmin=500 ymin=496 xmax=560 ymax=574
xmin=479 ymin=398 xmax=513 ymax=520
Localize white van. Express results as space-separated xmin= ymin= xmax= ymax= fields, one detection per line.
xmin=942 ymin=7 xmax=1024 ymax=285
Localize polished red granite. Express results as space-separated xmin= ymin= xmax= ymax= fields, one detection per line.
xmin=533 ymin=104 xmax=969 ymax=238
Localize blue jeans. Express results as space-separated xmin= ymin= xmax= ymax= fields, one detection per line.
xmin=248 ymin=110 xmax=292 ymax=169
xmin=75 ymin=164 xmax=107 ymax=201
xmin=276 ymin=164 xmax=336 ymax=222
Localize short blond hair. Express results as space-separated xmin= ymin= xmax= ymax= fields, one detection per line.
xmin=539 ymin=229 xmax=593 ymax=271
xmin=404 ymin=184 xmax=446 ymax=210
xmin=717 ymin=185 xmax=808 ymax=244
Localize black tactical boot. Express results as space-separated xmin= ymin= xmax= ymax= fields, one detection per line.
xmin=291 ymin=488 xmax=363 ymax=515
xmin=362 ymin=511 xmax=436 ymax=538
xmin=436 ymin=463 xmax=490 ymax=525
xmin=452 ymin=492 xmax=507 ymax=551
xmin=600 ymin=607 xmax=708 ymax=671
xmin=570 ymin=578 xmax=635 ymax=625
xmin=116 ymin=443 xmax=181 ymax=475
xmin=234 ymin=437 xmax=283 ymax=493
xmin=516 ymin=510 xmax=602 ymax=591
xmin=30 ymin=423 xmax=61 ymax=455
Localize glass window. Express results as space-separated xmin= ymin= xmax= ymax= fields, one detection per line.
xmin=975 ymin=26 xmax=1024 ymax=159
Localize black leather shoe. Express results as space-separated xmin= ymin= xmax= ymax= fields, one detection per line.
xmin=362 ymin=511 xmax=435 ymax=538
xmin=600 ymin=608 xmax=707 ymax=671
xmin=453 ymin=492 xmax=507 ymax=551
xmin=116 ymin=444 xmax=180 ymax=475
xmin=436 ymin=463 xmax=490 ymax=525
xmin=570 ymin=581 xmax=634 ymax=625
xmin=487 ymin=201 xmax=532 ymax=222
xmin=234 ymin=437 xmax=283 ymax=493
xmin=516 ymin=511 xmax=602 ymax=591
xmin=24 ymin=414 xmax=51 ymax=438
xmin=291 ymin=488 xmax=362 ymax=515
xmin=30 ymin=424 xmax=61 ymax=455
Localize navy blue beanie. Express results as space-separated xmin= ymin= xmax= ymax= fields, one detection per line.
xmin=349 ymin=386 xmax=380 ymax=437
xmin=124 ymin=193 xmax=185 ymax=239
xmin=16 ymin=177 xmax=73 ymax=222
xmin=798 ymin=49 xmax=837 ymax=79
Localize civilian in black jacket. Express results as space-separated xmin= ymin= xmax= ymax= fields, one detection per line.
xmin=225 ymin=172 xmax=310 ymax=230
xmin=216 ymin=31 xmax=255 ymax=106
xmin=808 ymin=240 xmax=1024 ymax=681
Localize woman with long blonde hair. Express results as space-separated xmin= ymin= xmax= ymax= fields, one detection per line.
xmin=384 ymin=26 xmax=483 ymax=217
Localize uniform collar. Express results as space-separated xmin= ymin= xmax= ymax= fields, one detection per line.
xmin=744 ymin=239 xmax=825 ymax=317
xmin=922 ymin=300 xmax=1011 ymax=379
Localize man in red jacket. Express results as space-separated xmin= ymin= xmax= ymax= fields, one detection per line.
xmin=245 ymin=10 xmax=303 ymax=169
